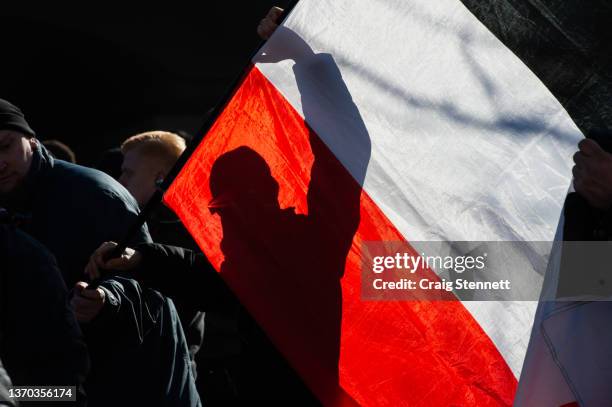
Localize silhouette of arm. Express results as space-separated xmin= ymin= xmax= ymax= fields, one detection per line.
xmin=293 ymin=48 xmax=371 ymax=272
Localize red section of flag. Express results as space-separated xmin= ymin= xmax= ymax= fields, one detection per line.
xmin=164 ymin=66 xmax=517 ymax=406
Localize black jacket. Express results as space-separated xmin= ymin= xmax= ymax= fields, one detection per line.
xmin=0 ymin=224 xmax=89 ymax=406
xmin=0 ymin=144 xmax=151 ymax=286
xmin=147 ymin=204 xmax=206 ymax=375
xmin=83 ymin=277 xmax=200 ymax=407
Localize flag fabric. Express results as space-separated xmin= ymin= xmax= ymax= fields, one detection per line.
xmin=514 ymin=214 xmax=612 ymax=406
xmin=163 ymin=0 xmax=582 ymax=405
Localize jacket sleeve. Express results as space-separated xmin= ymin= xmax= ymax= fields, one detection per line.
xmin=84 ymin=277 xmax=161 ymax=348
xmin=133 ymin=243 xmax=236 ymax=311
xmin=103 ymin=187 xmax=152 ymax=246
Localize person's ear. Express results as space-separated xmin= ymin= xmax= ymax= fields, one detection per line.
xmin=28 ymin=136 xmax=38 ymax=149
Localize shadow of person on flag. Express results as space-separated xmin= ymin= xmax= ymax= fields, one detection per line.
xmin=205 ymin=27 xmax=371 ymax=405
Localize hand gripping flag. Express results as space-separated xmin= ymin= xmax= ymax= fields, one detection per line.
xmin=162 ymin=0 xmax=583 ymax=405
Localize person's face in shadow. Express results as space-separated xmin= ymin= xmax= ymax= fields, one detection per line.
xmin=0 ymin=131 xmax=36 ymax=195
xmin=208 ymin=147 xmax=281 ymax=235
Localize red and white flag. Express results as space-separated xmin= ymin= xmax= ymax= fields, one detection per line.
xmin=163 ymin=0 xmax=583 ymax=405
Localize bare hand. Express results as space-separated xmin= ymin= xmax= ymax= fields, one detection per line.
xmin=85 ymin=241 xmax=142 ymax=281
xmin=71 ymin=282 xmax=106 ymax=323
xmin=573 ymin=138 xmax=612 ymax=209
xmin=257 ymin=6 xmax=284 ymax=40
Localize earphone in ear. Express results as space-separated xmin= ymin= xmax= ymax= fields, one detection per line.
xmin=155 ymin=177 xmax=164 ymax=187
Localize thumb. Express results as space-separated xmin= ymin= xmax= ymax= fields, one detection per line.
xmin=81 ymin=287 xmax=104 ymax=300
xmin=74 ymin=281 xmax=88 ymax=292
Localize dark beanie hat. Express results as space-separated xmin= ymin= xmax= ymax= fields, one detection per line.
xmin=0 ymin=99 xmax=36 ymax=137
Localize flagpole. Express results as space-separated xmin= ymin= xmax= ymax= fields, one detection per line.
xmin=108 ymin=1 xmax=300 ymax=261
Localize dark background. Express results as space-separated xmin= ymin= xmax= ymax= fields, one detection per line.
xmin=0 ymin=2 xmax=292 ymax=166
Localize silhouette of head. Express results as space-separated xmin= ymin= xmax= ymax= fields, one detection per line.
xmin=209 ymin=147 xmax=280 ymax=226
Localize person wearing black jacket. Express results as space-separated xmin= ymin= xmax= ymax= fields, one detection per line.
xmin=1 ymin=222 xmax=89 ymax=406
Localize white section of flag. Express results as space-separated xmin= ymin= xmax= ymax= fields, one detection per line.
xmin=254 ymin=0 xmax=582 ymax=380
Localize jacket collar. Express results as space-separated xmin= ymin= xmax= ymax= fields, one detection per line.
xmin=26 ymin=142 xmax=55 ymax=186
